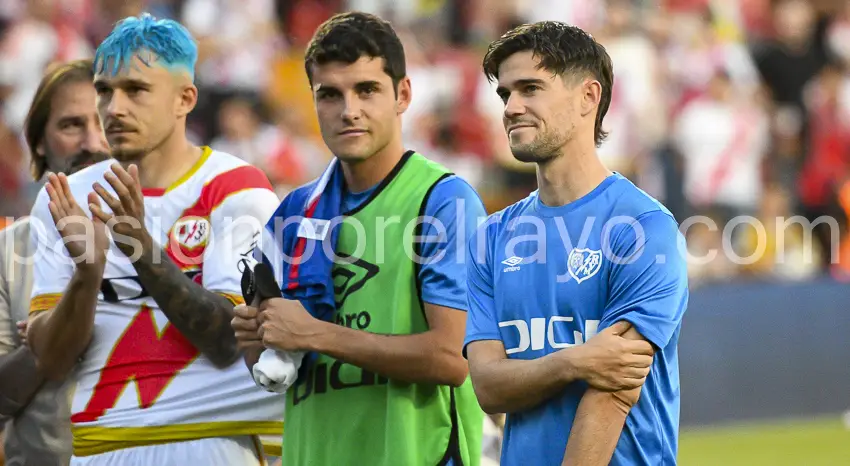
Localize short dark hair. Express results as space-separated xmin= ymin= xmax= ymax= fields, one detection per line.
xmin=482 ymin=22 xmax=614 ymax=147
xmin=303 ymin=12 xmax=406 ymax=90
xmin=24 ymin=59 xmax=95 ymax=181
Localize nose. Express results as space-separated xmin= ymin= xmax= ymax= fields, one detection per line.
xmin=504 ymin=93 xmax=526 ymax=120
xmin=341 ymin=93 xmax=363 ymax=123
xmin=83 ymin=119 xmax=109 ymax=153
xmin=106 ymin=90 xmax=129 ymax=119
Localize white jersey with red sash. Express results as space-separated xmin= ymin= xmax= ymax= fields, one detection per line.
xmin=29 ymin=147 xmax=284 ymax=457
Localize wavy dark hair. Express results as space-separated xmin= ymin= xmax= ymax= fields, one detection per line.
xmin=24 ymin=59 xmax=95 ymax=181
xmin=483 ymin=22 xmax=614 ymax=147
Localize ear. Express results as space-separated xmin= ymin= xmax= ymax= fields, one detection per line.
xmin=176 ymin=84 xmax=198 ymax=118
xmin=395 ymin=77 xmax=412 ymax=115
xmin=581 ymin=79 xmax=602 ymax=118
xmin=36 ymin=141 xmax=45 ymax=157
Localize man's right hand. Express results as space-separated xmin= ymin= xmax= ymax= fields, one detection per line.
xmin=231 ymin=304 xmax=264 ymax=354
xmin=571 ymin=321 xmax=654 ymax=392
xmin=45 ymin=173 xmax=108 ymax=272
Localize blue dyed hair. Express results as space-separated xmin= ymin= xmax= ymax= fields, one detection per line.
xmin=94 ymin=13 xmax=197 ymax=80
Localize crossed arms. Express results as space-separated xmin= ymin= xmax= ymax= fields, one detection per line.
xmin=466 ymin=323 xmax=653 ymax=466
xmin=466 ymin=322 xmax=652 ymax=415
xmin=465 ymin=211 xmax=687 ymax=466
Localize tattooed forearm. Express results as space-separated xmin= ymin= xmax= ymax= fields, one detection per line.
xmin=133 ymin=238 xmax=239 ymax=368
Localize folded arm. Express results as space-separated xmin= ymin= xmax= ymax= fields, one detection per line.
xmin=559 ymin=211 xmax=688 ymax=465
xmin=462 ymin=211 xmax=654 ymax=415
xmin=561 ymin=325 xmax=651 ymax=466
xmin=465 ymin=321 xmax=651 ymax=415
xmin=466 ymin=339 xmax=583 ymax=414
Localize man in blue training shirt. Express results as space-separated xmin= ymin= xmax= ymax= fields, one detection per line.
xmin=231 ymin=12 xmax=485 ymax=466
xmin=464 ymin=22 xmax=689 ymax=466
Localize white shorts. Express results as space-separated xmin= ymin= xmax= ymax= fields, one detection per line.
xmin=70 ymin=435 xmax=266 ymax=466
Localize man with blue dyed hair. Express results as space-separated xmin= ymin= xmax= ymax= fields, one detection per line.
xmin=26 ymin=13 xmax=285 ymax=466
xmin=465 ymin=22 xmax=689 ymax=465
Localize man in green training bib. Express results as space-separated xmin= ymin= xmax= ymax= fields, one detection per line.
xmin=231 ymin=11 xmax=486 ymax=466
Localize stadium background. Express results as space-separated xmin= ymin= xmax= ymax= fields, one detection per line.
xmin=1 ymin=0 xmax=849 ymax=464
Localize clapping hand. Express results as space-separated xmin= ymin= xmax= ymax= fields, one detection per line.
xmin=89 ymin=163 xmax=151 ymax=259
xmin=45 ymin=172 xmax=109 ymax=272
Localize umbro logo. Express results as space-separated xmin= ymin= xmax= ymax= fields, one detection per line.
xmin=502 ymin=256 xmax=522 ymax=272
xmin=502 ymin=256 xmax=522 ymax=266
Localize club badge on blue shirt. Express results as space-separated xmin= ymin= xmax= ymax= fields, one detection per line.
xmin=567 ymin=248 xmax=602 ymax=284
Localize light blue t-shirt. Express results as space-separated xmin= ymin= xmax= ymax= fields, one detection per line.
xmin=464 ymin=173 xmax=689 ymax=466
xmin=343 ymin=174 xmax=486 ymax=311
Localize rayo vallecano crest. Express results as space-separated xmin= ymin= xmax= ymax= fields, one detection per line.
xmin=567 ymin=248 xmax=602 ymax=284
xmin=172 ymin=216 xmax=211 ymax=249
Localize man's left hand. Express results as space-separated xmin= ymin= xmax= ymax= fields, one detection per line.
xmin=257 ymin=298 xmax=319 ymax=352
xmin=90 ymin=163 xmax=151 ymax=258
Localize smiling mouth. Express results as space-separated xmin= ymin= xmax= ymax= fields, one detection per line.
xmin=508 ymin=125 xmax=536 ymax=133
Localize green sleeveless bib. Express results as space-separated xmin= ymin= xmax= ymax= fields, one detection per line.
xmin=281 ymin=152 xmax=484 ymax=466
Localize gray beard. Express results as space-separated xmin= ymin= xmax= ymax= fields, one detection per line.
xmin=46 ymin=150 xmax=111 ymax=176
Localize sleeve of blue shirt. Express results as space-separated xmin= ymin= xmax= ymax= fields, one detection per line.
xmin=417 ymin=175 xmax=487 ymax=311
xmin=600 ymin=211 xmax=689 ymax=350
xmin=461 ymin=213 xmax=502 ymax=357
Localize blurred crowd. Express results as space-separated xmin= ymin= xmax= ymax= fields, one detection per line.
xmin=3 ymin=0 xmax=850 ymax=288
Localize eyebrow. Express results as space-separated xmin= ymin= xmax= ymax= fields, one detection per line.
xmin=496 ymin=78 xmax=548 ymax=94
xmin=353 ymin=80 xmax=382 ymax=89
xmin=314 ymin=84 xmax=337 ymax=93
xmin=93 ymin=77 xmax=152 ymax=89
xmin=315 ymin=80 xmax=383 ymax=93
xmin=55 ymin=115 xmax=85 ymax=127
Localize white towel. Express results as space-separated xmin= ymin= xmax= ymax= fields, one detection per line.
xmin=252 ymin=348 xmax=305 ymax=393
